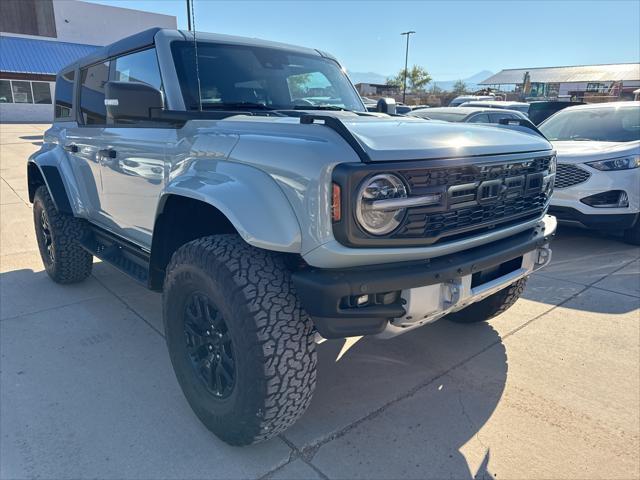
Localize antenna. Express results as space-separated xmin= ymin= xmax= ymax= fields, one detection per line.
xmin=189 ymin=0 xmax=203 ymax=111
xmin=186 ymin=0 xmax=191 ymax=31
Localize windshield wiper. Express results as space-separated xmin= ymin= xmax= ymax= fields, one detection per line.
xmin=201 ymin=102 xmax=274 ymax=110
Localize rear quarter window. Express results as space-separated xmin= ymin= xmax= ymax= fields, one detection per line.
xmin=79 ymin=61 xmax=109 ymax=125
xmin=54 ymin=70 xmax=75 ymax=119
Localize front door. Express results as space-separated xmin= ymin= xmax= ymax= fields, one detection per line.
xmin=97 ymin=47 xmax=170 ymax=247
xmin=99 ymin=128 xmax=171 ymax=247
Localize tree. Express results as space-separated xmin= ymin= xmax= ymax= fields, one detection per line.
xmin=388 ymin=65 xmax=432 ymax=93
xmin=429 ymin=83 xmax=443 ymax=95
xmin=452 ymin=80 xmax=468 ymax=96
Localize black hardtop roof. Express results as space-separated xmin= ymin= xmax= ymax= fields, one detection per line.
xmin=60 ymin=27 xmax=161 ymax=73
xmin=59 ymin=28 xmax=328 ymax=75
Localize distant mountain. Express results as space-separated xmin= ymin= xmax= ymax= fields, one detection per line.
xmin=347 ymin=71 xmax=390 ymax=85
xmin=432 ymin=70 xmax=494 ymax=92
xmin=347 ymin=70 xmax=495 ymax=92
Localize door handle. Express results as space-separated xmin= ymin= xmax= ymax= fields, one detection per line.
xmin=64 ymin=143 xmax=79 ymax=153
xmin=98 ymin=148 xmax=117 ymax=159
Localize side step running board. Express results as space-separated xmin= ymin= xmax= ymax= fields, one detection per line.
xmin=80 ymin=223 xmax=151 ymax=286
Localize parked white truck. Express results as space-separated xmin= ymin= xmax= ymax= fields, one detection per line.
xmin=28 ymin=29 xmax=556 ymax=445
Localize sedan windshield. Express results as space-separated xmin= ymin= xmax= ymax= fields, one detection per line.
xmin=171 ymin=41 xmax=365 ymax=112
xmin=539 ymin=105 xmax=640 ymax=142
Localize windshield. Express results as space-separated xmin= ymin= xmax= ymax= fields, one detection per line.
xmin=412 ymin=111 xmax=466 ymax=122
xmin=171 ymin=41 xmax=365 ymax=112
xmin=540 ymin=105 xmax=640 ymax=142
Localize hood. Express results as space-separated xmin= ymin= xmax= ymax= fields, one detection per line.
xmin=552 ymin=140 xmax=640 ymax=165
xmin=218 ymin=112 xmax=552 ymax=162
xmin=339 ymin=116 xmax=551 ymax=162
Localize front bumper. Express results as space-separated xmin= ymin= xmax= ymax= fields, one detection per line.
xmin=292 ymin=215 xmax=556 ymax=339
xmin=551 ymin=165 xmax=640 ymax=217
xmin=549 ymin=206 xmax=639 ymax=230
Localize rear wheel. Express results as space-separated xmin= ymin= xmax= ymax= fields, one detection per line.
xmin=163 ymin=235 xmax=317 ymax=446
xmin=33 ymin=186 xmax=92 ymax=284
xmin=446 ymin=278 xmax=527 ymax=324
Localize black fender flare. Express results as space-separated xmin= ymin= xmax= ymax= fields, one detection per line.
xmin=27 ymin=161 xmax=73 ymax=215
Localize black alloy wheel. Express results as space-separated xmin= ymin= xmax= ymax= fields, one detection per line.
xmin=39 ymin=209 xmax=55 ymax=264
xmin=183 ymin=292 xmax=235 ymax=398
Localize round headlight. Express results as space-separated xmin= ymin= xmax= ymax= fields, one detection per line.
xmin=356 ymin=173 xmax=408 ymax=235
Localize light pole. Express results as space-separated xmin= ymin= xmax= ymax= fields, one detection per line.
xmin=400 ymin=31 xmax=415 ymax=104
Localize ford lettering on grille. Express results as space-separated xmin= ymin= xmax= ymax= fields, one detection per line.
xmin=393 ymin=157 xmax=554 ymax=244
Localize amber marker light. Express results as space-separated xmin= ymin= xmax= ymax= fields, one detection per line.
xmin=331 ymin=183 xmax=341 ymax=222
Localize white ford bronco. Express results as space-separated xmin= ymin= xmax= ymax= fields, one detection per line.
xmin=28 ymin=28 xmax=556 ymax=445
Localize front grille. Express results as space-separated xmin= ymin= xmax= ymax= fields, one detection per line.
xmin=555 ymin=163 xmax=591 ymax=188
xmin=391 ymin=156 xmax=554 ymax=243
xmin=403 ymin=157 xmax=552 ymax=191
xmin=398 ymin=192 xmax=548 ymax=239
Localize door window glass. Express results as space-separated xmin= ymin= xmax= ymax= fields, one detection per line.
xmin=80 ymin=61 xmax=109 ymax=125
xmin=0 ymin=80 xmax=12 ymax=103
xmin=112 ymin=48 xmax=162 ymax=90
xmin=55 ymin=70 xmax=74 ymax=118
xmin=32 ymin=82 xmax=52 ymax=104
xmin=11 ymin=81 xmax=33 ymax=103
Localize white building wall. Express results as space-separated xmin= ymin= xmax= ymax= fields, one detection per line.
xmin=0 ymin=103 xmax=54 ymax=123
xmin=0 ymin=80 xmax=55 ymax=122
xmin=53 ymin=0 xmax=176 ymax=46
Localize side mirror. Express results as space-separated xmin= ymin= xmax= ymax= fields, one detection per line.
xmin=104 ymin=81 xmax=164 ymax=122
xmin=376 ymin=97 xmax=396 ymax=114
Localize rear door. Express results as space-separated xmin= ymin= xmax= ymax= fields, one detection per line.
xmin=64 ymin=61 xmax=110 ymax=224
xmin=99 ymin=47 xmax=173 ymax=247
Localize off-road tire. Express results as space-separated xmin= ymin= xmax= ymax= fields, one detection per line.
xmin=163 ymin=235 xmax=317 ymax=446
xmin=33 ymin=185 xmax=92 ymax=284
xmin=446 ymin=277 xmax=528 ymax=324
xmin=623 ymin=221 xmax=640 ymax=246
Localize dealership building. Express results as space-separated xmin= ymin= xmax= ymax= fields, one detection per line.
xmin=480 ymin=63 xmax=640 ymax=101
xmin=0 ymin=0 xmax=176 ymax=122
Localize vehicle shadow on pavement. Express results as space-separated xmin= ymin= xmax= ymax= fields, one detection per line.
xmin=18 ymin=135 xmax=43 ymax=146
xmin=296 ymin=320 xmax=507 ymax=479
xmin=521 ymin=226 xmax=640 ymax=313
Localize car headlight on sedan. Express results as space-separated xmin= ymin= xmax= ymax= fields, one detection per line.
xmin=586 ymin=155 xmax=640 ymax=171
xmin=356 ymin=173 xmax=408 ymax=235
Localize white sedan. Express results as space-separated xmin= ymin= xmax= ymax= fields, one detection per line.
xmin=539 ymin=101 xmax=640 ymax=244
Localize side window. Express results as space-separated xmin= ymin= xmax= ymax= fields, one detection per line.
xmin=467 ymin=113 xmax=490 ymax=123
xmin=112 ymin=48 xmax=162 ymax=90
xmin=80 ymin=61 xmax=109 ymax=125
xmin=54 ymin=70 xmax=75 ymax=118
xmin=11 ymin=81 xmax=33 ymax=103
xmin=0 ymin=80 xmax=12 ymax=103
xmin=32 ymin=82 xmax=52 ymax=104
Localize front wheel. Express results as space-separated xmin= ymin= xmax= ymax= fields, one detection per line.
xmin=163 ymin=235 xmax=317 ymax=446
xmin=446 ymin=277 xmax=528 ymax=324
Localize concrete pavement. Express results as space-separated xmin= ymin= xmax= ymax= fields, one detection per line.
xmin=1 ymin=124 xmax=639 ymax=479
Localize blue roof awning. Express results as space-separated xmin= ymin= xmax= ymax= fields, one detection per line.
xmin=0 ymin=36 xmax=99 ymax=75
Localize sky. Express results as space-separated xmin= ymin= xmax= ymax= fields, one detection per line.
xmin=85 ymin=0 xmax=640 ymax=80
